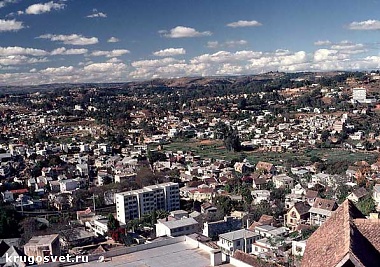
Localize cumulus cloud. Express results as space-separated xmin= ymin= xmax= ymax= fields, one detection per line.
xmin=83 ymin=62 xmax=127 ymax=72
xmin=87 ymin=12 xmax=107 ymax=18
xmin=153 ymin=48 xmax=186 ymax=57
xmin=25 ymin=1 xmax=65 ymax=15
xmin=348 ymin=20 xmax=380 ymax=30
xmin=207 ymin=40 xmax=248 ymax=49
xmin=107 ymin=37 xmax=119 ymax=43
xmin=40 ymin=66 xmax=75 ymax=75
xmin=207 ymin=41 xmax=219 ymax=48
xmin=0 ymin=19 xmax=24 ymax=32
xmin=91 ymin=49 xmax=130 ymax=57
xmin=50 ymin=47 xmax=88 ymax=55
xmin=160 ymin=26 xmax=212 ymax=38
xmin=132 ymin=57 xmax=182 ymax=68
xmin=225 ymin=40 xmax=248 ymax=47
xmin=226 ymin=20 xmax=262 ymax=28
xmin=314 ymin=40 xmax=332 ymax=46
xmin=0 ymin=55 xmax=48 ymax=66
xmin=0 ymin=0 xmax=19 ymax=9
xmin=38 ymin=34 xmax=99 ymax=45
xmin=0 ymin=46 xmax=47 ymax=56
xmin=330 ymin=41 xmax=366 ymax=54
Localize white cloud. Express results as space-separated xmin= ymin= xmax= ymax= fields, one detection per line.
xmin=91 ymin=49 xmax=130 ymax=57
xmin=107 ymin=37 xmax=119 ymax=43
xmin=160 ymin=26 xmax=212 ymax=38
xmin=207 ymin=41 xmax=219 ymax=48
xmin=225 ymin=40 xmax=248 ymax=47
xmin=132 ymin=57 xmax=182 ymax=68
xmin=0 ymin=55 xmax=48 ymax=66
xmin=25 ymin=1 xmax=65 ymax=15
xmin=87 ymin=12 xmax=107 ymax=18
xmin=106 ymin=57 xmax=122 ymax=63
xmin=0 ymin=0 xmax=18 ymax=9
xmin=40 ymin=66 xmax=75 ymax=75
xmin=226 ymin=20 xmax=262 ymax=28
xmin=348 ymin=20 xmax=380 ymax=30
xmin=207 ymin=40 xmax=247 ymax=49
xmin=0 ymin=46 xmax=47 ymax=56
xmin=83 ymin=62 xmax=127 ymax=73
xmin=330 ymin=41 xmax=366 ymax=54
xmin=50 ymin=47 xmax=88 ymax=55
xmin=38 ymin=34 xmax=99 ymax=45
xmin=0 ymin=19 xmax=24 ymax=32
xmin=314 ymin=40 xmax=332 ymax=46
xmin=153 ymin=48 xmax=186 ymax=57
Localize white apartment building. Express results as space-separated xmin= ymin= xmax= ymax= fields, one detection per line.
xmin=217 ymin=229 xmax=260 ymax=257
xmin=351 ymin=87 xmax=376 ymax=104
xmin=116 ymin=182 xmax=180 ymax=224
xmin=352 ymin=87 xmax=367 ymax=103
xmin=155 ymin=217 xmax=199 ymax=237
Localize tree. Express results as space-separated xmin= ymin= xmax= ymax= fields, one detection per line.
xmin=107 ymin=213 xmax=120 ymax=231
xmin=224 ymin=131 xmax=241 ymax=152
xmin=250 ymin=200 xmax=272 ymax=221
xmin=356 ymin=196 xmax=376 ymax=216
xmin=336 ymin=184 xmax=350 ymax=204
xmin=241 ymin=185 xmax=253 ymax=204
xmin=213 ymin=195 xmax=233 ymax=215
xmin=0 ymin=206 xmax=22 ymax=239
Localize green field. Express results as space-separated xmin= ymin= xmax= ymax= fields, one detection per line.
xmin=161 ymin=139 xmax=378 ymax=166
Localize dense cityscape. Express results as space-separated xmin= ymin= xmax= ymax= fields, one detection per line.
xmin=0 ymin=71 xmax=380 ymax=266
xmin=2 ymin=0 xmax=380 ymax=266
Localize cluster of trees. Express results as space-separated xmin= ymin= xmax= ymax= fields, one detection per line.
xmin=215 ymin=122 xmax=241 ymax=152
xmin=0 ymin=204 xmax=22 ymax=239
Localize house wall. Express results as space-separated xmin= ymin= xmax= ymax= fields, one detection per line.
xmin=229 ymin=257 xmax=254 ymax=267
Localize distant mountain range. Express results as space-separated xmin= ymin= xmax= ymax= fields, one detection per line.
xmin=0 ymin=71 xmax=350 ymax=94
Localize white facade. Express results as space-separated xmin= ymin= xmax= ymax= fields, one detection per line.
xmin=116 ymin=182 xmax=180 ymax=224
xmin=155 ymin=217 xmax=198 ymax=237
xmin=352 ymin=88 xmax=367 ymax=102
xmin=59 ymin=179 xmax=80 ymax=193
xmin=217 ymin=229 xmax=260 ymax=256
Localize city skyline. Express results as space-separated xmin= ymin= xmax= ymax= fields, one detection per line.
xmin=1 ymin=0 xmax=380 ymax=85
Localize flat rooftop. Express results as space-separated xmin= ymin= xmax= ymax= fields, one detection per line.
xmin=78 ymin=242 xmax=212 ymax=267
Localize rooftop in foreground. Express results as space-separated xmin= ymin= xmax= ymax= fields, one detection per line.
xmin=77 ymin=241 xmax=232 ymax=267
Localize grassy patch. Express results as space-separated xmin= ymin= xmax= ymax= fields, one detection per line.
xmin=162 ymin=139 xmax=379 ymax=166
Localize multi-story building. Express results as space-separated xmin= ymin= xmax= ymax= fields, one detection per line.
xmin=217 ymin=229 xmax=260 ymax=257
xmin=309 ymin=198 xmax=338 ymax=226
xmin=352 ymin=87 xmax=367 ymax=103
xmin=24 ymin=234 xmax=61 ymax=264
xmin=116 ymin=182 xmax=180 ymax=224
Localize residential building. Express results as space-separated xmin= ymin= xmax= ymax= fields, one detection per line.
xmin=255 ymin=161 xmax=276 ymax=174
xmin=201 ymin=202 xmax=218 ymax=214
xmin=24 ymin=234 xmax=60 ymax=264
xmin=373 ymin=184 xmax=380 ymax=209
xmin=251 ymin=190 xmax=270 ymax=205
xmin=272 ymin=174 xmax=294 ymax=189
xmin=217 ymin=229 xmax=260 ymax=256
xmin=59 ymin=179 xmax=80 ymax=193
xmin=115 ymin=182 xmax=180 ymax=224
xmin=309 ymin=198 xmax=338 ymax=226
xmin=302 ymin=200 xmax=380 ymax=267
xmin=347 ymin=187 xmax=368 ymax=203
xmin=292 ymin=240 xmax=306 ymax=257
xmin=253 ymin=225 xmax=288 ymax=239
xmin=155 ymin=217 xmax=199 ymax=237
xmin=203 ymin=216 xmax=242 ymax=239
xmin=285 ymin=202 xmax=311 ymax=231
xmin=59 ymin=228 xmax=97 ymax=249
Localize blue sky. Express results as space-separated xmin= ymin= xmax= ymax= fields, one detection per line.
xmin=1 ymin=0 xmax=380 ymax=85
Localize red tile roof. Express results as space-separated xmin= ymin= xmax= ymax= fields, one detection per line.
xmin=302 ymin=200 xmax=380 ymax=267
